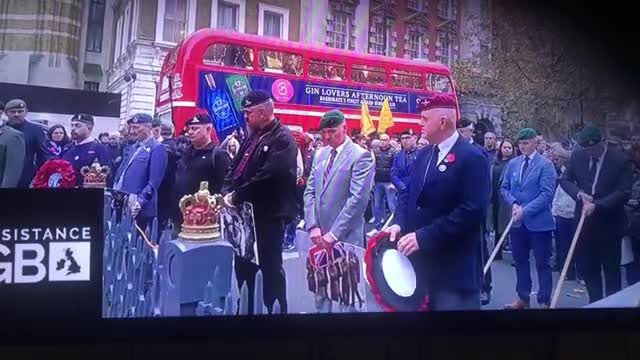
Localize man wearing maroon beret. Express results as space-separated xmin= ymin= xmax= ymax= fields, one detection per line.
xmin=388 ymin=93 xmax=490 ymax=311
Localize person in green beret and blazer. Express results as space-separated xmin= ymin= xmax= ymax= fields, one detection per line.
xmin=501 ymin=128 xmax=556 ymax=309
xmin=560 ymin=125 xmax=633 ymax=303
xmin=0 ymin=101 xmax=26 ymax=188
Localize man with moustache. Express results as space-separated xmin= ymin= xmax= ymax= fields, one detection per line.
xmin=561 ymin=126 xmax=633 ymax=303
xmin=304 ymin=110 xmax=375 ymax=312
xmin=62 ymin=114 xmax=112 ymax=187
xmin=222 ymin=90 xmax=297 ymax=314
xmin=388 ymin=94 xmax=490 ymax=311
xmin=0 ymin=100 xmax=26 ymax=188
xmin=4 ymin=99 xmax=50 ymax=188
xmin=172 ymin=113 xmax=231 ymax=230
xmin=113 ymin=113 xmax=168 ymax=233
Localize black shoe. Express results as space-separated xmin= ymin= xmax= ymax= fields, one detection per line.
xmin=481 ymin=292 xmax=491 ymax=306
xmin=282 ymin=242 xmax=295 ymax=252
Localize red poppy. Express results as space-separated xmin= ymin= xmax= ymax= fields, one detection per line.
xmin=445 ymin=153 xmax=456 ymax=163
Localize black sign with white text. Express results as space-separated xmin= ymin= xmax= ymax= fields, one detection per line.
xmin=0 ymin=189 xmax=103 ymax=325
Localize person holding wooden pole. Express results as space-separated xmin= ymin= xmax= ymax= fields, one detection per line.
xmin=560 ymin=125 xmax=633 ymax=304
xmin=500 ymin=128 xmax=556 ymax=310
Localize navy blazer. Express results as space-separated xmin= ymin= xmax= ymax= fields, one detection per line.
xmin=113 ymin=137 xmax=168 ymax=217
xmin=393 ymin=135 xmax=490 ymax=293
xmin=500 ymin=153 xmax=556 ymax=232
xmin=390 ymin=149 xmax=417 ymax=191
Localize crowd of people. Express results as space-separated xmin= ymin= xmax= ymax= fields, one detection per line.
xmin=1 ymin=91 xmax=639 ymax=313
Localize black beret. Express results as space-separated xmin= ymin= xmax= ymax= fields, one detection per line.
xmin=0 ymin=100 xmax=4 ymax=111
xmin=152 ymin=117 xmax=162 ymax=128
xmin=457 ymin=118 xmax=474 ymax=129
xmin=71 ymin=113 xmax=95 ymax=126
xmin=185 ymin=112 xmax=213 ymax=126
xmin=127 ymin=113 xmax=153 ymax=125
xmin=400 ymin=129 xmax=415 ymax=136
xmin=319 ymin=110 xmax=345 ymax=130
xmin=577 ymin=125 xmax=603 ymax=147
xmin=240 ymin=90 xmax=272 ymax=110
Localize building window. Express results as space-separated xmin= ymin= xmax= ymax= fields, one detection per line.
xmin=406 ymin=32 xmax=423 ymax=59
xmin=84 ymin=82 xmax=100 ymax=92
xmin=327 ymin=11 xmax=349 ymax=49
xmin=437 ymin=32 xmax=452 ymax=66
xmin=407 ymin=0 xmax=422 ymax=11
xmin=195 ymin=0 xmax=212 ymax=30
xmin=163 ymin=0 xmax=188 ymax=43
xmin=121 ymin=4 xmax=131 ymax=55
xmin=138 ymin=0 xmax=158 ymax=40
xmin=369 ymin=18 xmax=387 ymax=55
xmin=258 ymin=4 xmax=289 ymax=40
xmin=113 ymin=16 xmax=123 ymax=61
xmin=439 ymin=0 xmax=453 ymax=19
xmin=86 ymin=0 xmax=105 ymax=52
xmin=217 ymin=1 xmax=240 ymax=31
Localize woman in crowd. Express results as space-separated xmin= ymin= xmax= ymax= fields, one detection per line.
xmin=46 ymin=124 xmax=70 ymax=158
xmin=491 ymin=138 xmax=516 ymax=260
xmin=226 ymin=137 xmax=239 ymax=159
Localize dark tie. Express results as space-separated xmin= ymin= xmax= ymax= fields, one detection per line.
xmin=323 ymin=148 xmax=338 ymax=184
xmin=521 ymin=156 xmax=530 ymax=183
xmin=423 ymin=145 xmax=440 ymax=185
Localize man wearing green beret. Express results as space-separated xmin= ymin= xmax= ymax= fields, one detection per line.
xmin=304 ymin=109 xmax=375 ymax=312
xmin=560 ymin=125 xmax=633 ymax=303
xmin=500 ymin=128 xmax=557 ymax=309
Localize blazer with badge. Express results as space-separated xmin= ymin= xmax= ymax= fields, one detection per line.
xmin=222 ymin=119 xmax=298 ymax=221
xmin=0 ymin=123 xmax=26 ymax=188
xmin=393 ymin=135 xmax=490 ymax=293
xmin=560 ymin=147 xmax=632 ymax=226
xmin=113 ymin=137 xmax=168 ymax=217
xmin=500 ymin=153 xmax=556 ymax=232
xmin=304 ymin=138 xmax=375 ymax=246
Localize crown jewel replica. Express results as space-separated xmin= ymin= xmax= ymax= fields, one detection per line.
xmin=179 ymin=181 xmax=224 ymax=241
xmin=80 ymin=159 xmax=110 ymax=188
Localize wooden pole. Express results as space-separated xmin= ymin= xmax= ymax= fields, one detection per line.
xmin=483 ymin=217 xmax=514 ymax=276
xmin=550 ymin=210 xmax=587 ymax=309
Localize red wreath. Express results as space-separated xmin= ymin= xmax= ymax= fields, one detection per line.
xmin=365 ymin=231 xmax=429 ymax=312
xmin=32 ymin=159 xmax=76 ymax=189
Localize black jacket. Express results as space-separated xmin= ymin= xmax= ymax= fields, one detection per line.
xmin=223 ymin=119 xmax=297 ymax=221
xmin=373 ymin=146 xmax=395 ymax=183
xmin=8 ymin=120 xmax=50 ymax=188
xmin=561 ymin=147 xmax=633 ymax=226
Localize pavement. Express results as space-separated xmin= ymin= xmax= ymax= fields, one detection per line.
xmin=281 ymin=222 xmax=595 ymax=313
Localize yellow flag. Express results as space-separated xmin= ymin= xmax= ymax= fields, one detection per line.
xmin=377 ymin=98 xmax=394 ymax=134
xmin=361 ymin=100 xmax=376 ymax=136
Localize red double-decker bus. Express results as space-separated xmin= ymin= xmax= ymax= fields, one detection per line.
xmin=156 ymin=29 xmax=458 ymax=139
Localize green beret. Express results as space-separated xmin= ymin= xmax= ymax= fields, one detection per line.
xmin=577 ymin=125 xmax=602 ymax=147
xmin=515 ymin=128 xmax=538 ymax=142
xmin=319 ymin=110 xmax=345 ymax=130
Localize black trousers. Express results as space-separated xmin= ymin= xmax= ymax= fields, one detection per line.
xmin=577 ymin=216 xmax=622 ymax=303
xmin=234 ymin=217 xmax=287 ymax=314
xmin=480 ymin=220 xmax=492 ymax=294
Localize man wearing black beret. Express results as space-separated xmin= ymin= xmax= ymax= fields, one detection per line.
xmin=561 ymin=125 xmax=633 ymax=303
xmin=173 ymin=112 xmax=231 ymax=231
xmin=62 ymin=113 xmax=112 ymax=187
xmin=0 ymin=100 xmax=26 ymax=188
xmin=223 ymin=90 xmax=297 ymax=314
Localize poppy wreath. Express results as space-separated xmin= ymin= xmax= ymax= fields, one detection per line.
xmin=364 ymin=231 xmax=429 ymax=312
xmin=32 ymin=159 xmax=76 ymax=189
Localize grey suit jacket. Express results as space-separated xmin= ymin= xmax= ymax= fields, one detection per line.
xmin=304 ymin=138 xmax=375 ymax=246
xmin=0 ymin=123 xmax=26 ymax=188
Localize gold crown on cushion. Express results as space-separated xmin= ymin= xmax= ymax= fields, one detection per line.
xmin=80 ymin=159 xmax=110 ymax=188
xmin=179 ymin=181 xmax=224 ymax=241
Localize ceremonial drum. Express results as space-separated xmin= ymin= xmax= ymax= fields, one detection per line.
xmin=364 ymin=232 xmax=429 ymax=312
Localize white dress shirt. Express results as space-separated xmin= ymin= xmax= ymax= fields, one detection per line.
xmin=436 ymin=131 xmax=459 ymax=164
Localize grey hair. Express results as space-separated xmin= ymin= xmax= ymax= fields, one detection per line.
xmin=546 ymin=142 xmax=571 ymax=159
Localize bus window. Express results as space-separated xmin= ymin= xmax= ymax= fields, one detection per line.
xmin=391 ymin=69 xmax=423 ymax=90
xmin=203 ymin=43 xmax=254 ymax=69
xmin=351 ymin=64 xmax=386 ymax=85
xmin=308 ymin=58 xmax=346 ymax=81
xmin=426 ymin=73 xmax=453 ymax=93
xmin=259 ymin=49 xmax=302 ymax=76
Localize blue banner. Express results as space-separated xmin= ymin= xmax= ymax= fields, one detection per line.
xmin=198 ymin=71 xmax=434 ymax=138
